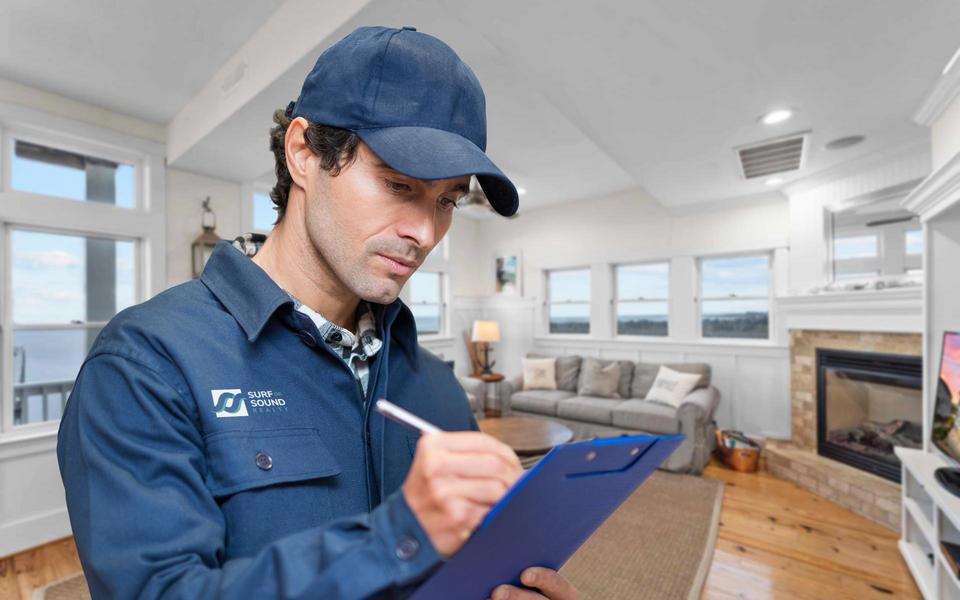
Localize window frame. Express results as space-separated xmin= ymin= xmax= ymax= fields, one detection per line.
xmin=545 ymin=266 xmax=592 ymax=336
xmin=0 ymin=117 xmax=165 ymax=438
xmin=613 ymin=260 xmax=670 ymax=339
xmin=696 ymin=251 xmax=772 ymax=341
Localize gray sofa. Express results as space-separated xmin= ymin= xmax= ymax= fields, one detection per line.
xmin=503 ymin=354 xmax=720 ymax=474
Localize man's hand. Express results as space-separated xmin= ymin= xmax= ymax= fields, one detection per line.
xmin=402 ymin=431 xmax=523 ymax=556
xmin=490 ymin=567 xmax=578 ymax=600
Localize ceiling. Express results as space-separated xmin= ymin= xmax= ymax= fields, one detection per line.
xmin=3 ymin=0 xmax=959 ymax=211
xmin=0 ymin=0 xmax=284 ymax=123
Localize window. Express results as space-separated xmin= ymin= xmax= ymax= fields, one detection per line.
xmin=547 ymin=268 xmax=590 ymax=334
xmin=408 ymin=271 xmax=443 ymax=335
xmin=905 ymin=229 xmax=923 ymax=256
xmin=252 ymin=192 xmax=276 ymax=232
xmin=616 ymin=262 xmax=669 ymax=336
xmin=700 ymin=254 xmax=769 ymax=339
xmin=1 ymin=123 xmax=160 ymax=434
xmin=833 ymin=234 xmax=878 ymax=260
xmin=11 ymin=229 xmax=137 ymax=425
xmin=11 ymin=139 xmax=135 ymax=208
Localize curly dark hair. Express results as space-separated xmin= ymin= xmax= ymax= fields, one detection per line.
xmin=268 ymin=108 xmax=361 ymax=224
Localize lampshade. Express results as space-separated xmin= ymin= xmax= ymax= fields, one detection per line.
xmin=471 ymin=320 xmax=501 ymax=343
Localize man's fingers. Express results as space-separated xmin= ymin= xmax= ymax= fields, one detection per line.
xmin=419 ymin=432 xmax=521 ymax=470
xmin=431 ymin=477 xmax=512 ymax=506
xmin=427 ymin=452 xmax=521 ymax=488
xmin=489 ymin=585 xmax=546 ymax=600
xmin=520 ymin=567 xmax=578 ymax=599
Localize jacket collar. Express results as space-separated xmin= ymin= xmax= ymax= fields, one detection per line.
xmin=200 ymin=241 xmax=420 ymax=369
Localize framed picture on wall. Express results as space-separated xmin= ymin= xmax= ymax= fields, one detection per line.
xmin=495 ymin=252 xmax=522 ymax=295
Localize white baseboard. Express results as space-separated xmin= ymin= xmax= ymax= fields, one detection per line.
xmin=0 ymin=506 xmax=71 ymax=558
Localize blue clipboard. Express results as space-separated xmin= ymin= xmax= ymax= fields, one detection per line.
xmin=410 ymin=433 xmax=685 ymax=600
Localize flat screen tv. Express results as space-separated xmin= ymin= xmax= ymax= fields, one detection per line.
xmin=932 ymin=331 xmax=960 ymax=461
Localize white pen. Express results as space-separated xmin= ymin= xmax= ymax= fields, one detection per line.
xmin=374 ymin=399 xmax=443 ymax=435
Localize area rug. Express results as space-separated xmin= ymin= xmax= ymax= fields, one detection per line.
xmin=32 ymin=574 xmax=89 ymax=600
xmin=561 ymin=470 xmax=724 ymax=600
xmin=32 ymin=474 xmax=722 ymax=600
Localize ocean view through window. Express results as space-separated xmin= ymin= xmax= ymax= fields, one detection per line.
xmin=700 ymin=254 xmax=770 ymax=339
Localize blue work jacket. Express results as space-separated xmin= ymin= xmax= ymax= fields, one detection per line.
xmin=57 ymin=241 xmax=478 ymax=599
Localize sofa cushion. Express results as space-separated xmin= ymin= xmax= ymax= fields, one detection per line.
xmin=510 ymin=390 xmax=576 ymax=416
xmin=645 ymin=365 xmax=703 ymax=408
xmin=557 ymin=396 xmax=622 ymax=425
xmin=611 ymin=400 xmax=680 ymax=434
xmin=577 ymin=358 xmax=621 ymax=398
xmin=631 ymin=362 xmax=711 ymax=399
xmin=575 ymin=358 xmax=634 ymax=398
xmin=522 ymin=357 xmax=557 ymax=390
xmin=528 ymin=353 xmax=582 ymax=392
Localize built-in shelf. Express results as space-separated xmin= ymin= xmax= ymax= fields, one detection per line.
xmin=898 ymin=448 xmax=960 ymax=599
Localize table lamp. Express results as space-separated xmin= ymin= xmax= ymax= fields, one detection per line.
xmin=471 ymin=320 xmax=501 ymax=375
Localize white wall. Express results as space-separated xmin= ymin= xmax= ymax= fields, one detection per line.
xmin=457 ymin=187 xmax=793 ymax=438
xmin=165 ymin=169 xmax=244 ymax=288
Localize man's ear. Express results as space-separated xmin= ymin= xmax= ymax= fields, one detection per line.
xmin=284 ymin=117 xmax=313 ymax=189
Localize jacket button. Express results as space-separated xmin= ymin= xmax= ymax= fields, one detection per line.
xmin=298 ymin=331 xmax=317 ymax=347
xmin=395 ymin=536 xmax=419 ymax=561
xmin=255 ymin=452 xmax=273 ymax=471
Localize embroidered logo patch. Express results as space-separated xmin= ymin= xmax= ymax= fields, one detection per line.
xmin=211 ymin=389 xmax=288 ymax=418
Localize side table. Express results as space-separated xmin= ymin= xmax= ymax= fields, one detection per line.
xmin=471 ymin=373 xmax=505 ymax=417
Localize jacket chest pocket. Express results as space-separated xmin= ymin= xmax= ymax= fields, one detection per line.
xmin=203 ymin=428 xmax=341 ymax=498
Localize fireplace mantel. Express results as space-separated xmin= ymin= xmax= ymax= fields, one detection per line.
xmin=776 ymin=287 xmax=922 ymax=336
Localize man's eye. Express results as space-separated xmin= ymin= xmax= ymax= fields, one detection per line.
xmin=385 ymin=179 xmax=411 ymax=193
xmin=440 ymin=197 xmax=460 ymax=210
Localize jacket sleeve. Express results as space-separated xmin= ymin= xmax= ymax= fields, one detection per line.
xmin=57 ymin=352 xmax=441 ymax=600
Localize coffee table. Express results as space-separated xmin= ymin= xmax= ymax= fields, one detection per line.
xmin=479 ymin=416 xmax=574 ymax=455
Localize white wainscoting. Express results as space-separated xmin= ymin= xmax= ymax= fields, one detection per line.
xmin=0 ymin=433 xmax=70 ymax=557
xmin=529 ymin=337 xmax=791 ymax=440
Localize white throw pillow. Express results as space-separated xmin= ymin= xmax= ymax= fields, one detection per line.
xmin=645 ymin=365 xmax=701 ymax=408
xmin=522 ymin=357 xmax=558 ymax=391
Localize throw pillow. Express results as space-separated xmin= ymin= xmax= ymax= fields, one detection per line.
xmin=645 ymin=365 xmax=702 ymax=408
xmin=528 ymin=353 xmax=582 ymax=391
xmin=577 ymin=357 xmax=622 ymax=398
xmin=522 ymin=357 xmax=558 ymax=390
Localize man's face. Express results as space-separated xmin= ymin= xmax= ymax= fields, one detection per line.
xmin=301 ymin=140 xmax=470 ymax=304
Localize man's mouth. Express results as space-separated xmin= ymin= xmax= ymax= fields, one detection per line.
xmin=377 ymin=254 xmax=416 ymax=276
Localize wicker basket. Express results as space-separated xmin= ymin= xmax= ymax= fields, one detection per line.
xmin=715 ymin=430 xmax=761 ymax=473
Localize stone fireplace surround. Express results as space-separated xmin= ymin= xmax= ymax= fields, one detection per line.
xmin=766 ymin=329 xmax=922 ymax=530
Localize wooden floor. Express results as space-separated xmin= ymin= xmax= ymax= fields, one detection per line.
xmin=701 ymin=462 xmax=920 ymax=599
xmin=0 ymin=465 xmax=920 ymax=600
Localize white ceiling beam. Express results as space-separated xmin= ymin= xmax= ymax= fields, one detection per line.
xmin=166 ymin=0 xmax=373 ymax=165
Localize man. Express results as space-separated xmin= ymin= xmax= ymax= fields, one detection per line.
xmin=57 ymin=25 xmax=578 ymax=600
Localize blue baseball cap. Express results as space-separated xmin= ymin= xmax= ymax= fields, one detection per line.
xmin=288 ymin=25 xmax=519 ymax=217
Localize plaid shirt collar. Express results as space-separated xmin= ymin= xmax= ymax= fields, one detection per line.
xmin=288 ymin=295 xmax=383 ymax=360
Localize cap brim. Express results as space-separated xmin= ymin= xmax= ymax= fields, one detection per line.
xmin=354 ymin=126 xmax=519 ymax=217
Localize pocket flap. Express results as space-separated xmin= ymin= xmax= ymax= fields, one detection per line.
xmin=204 ymin=428 xmax=341 ymax=497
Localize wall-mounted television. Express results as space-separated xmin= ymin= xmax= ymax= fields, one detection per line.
xmin=932 ymin=331 xmax=960 ymax=462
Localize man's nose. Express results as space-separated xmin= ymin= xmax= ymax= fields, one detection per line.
xmin=395 ymin=200 xmax=438 ymax=250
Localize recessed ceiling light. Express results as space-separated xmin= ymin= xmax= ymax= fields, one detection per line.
xmin=760 ymin=109 xmax=793 ymax=125
xmin=765 ymin=176 xmax=784 ymax=186
xmin=944 ymin=46 xmax=960 ymax=75
xmin=824 ymin=135 xmax=865 ymax=150
xmin=516 ymin=187 xmax=527 ymax=196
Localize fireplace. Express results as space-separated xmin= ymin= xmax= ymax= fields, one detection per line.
xmin=816 ymin=348 xmax=922 ymax=482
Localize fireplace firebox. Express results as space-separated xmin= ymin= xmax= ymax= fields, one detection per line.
xmin=816 ymin=348 xmax=922 ymax=483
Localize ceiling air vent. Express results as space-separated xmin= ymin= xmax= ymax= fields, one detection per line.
xmin=736 ymin=132 xmax=808 ymax=179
